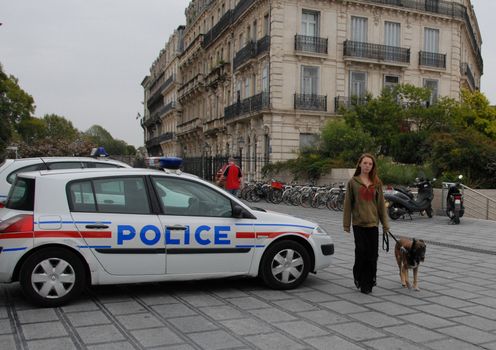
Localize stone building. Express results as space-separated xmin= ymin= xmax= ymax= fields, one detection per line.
xmin=142 ymin=0 xmax=483 ymax=180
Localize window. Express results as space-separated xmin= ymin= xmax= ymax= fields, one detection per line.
xmin=6 ymin=177 xmax=35 ymax=211
xmin=424 ymin=79 xmax=439 ymax=105
xmin=424 ymin=28 xmax=439 ymax=53
xmin=236 ymin=80 xmax=242 ymax=102
xmin=68 ymin=177 xmax=151 ymax=214
xmin=49 ymin=161 xmax=84 ymax=170
xmin=384 ymin=22 xmax=400 ymax=47
xmin=7 ymin=163 xmax=47 ymax=184
xmin=262 ymin=64 xmax=269 ymax=93
xmin=151 ymin=177 xmax=232 ymax=217
xmin=350 ymin=71 xmax=367 ymax=98
xmin=264 ymin=14 xmax=270 ymax=36
xmin=300 ymin=133 xmax=319 ymax=151
xmin=384 ymin=75 xmax=399 ymax=90
xmin=84 ymin=162 xmax=121 ymax=169
xmin=252 ymin=20 xmax=257 ymax=41
xmin=302 ymin=10 xmax=319 ymax=36
xmin=351 ymin=16 xmax=368 ymax=42
xmin=244 ymin=78 xmax=251 ymax=98
xmin=301 ymin=66 xmax=319 ymax=95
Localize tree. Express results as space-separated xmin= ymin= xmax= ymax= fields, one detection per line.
xmin=42 ymin=114 xmax=79 ymax=142
xmin=0 ymin=63 xmax=35 ymax=156
xmin=455 ymin=89 xmax=496 ymax=139
xmin=84 ymin=125 xmax=133 ymax=155
xmin=320 ymin=119 xmax=374 ymax=163
xmin=17 ymin=117 xmax=47 ymax=142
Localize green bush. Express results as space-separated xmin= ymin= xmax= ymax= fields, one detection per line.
xmin=377 ymin=158 xmax=434 ymax=186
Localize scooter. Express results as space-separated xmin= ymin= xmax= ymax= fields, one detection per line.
xmin=384 ymin=177 xmax=435 ymax=220
xmin=446 ymin=175 xmax=464 ymax=224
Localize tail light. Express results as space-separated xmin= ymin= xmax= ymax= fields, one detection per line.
xmin=0 ymin=202 xmax=4 ymax=209
xmin=0 ymin=214 xmax=34 ymax=233
xmin=454 ymin=194 xmax=462 ymax=201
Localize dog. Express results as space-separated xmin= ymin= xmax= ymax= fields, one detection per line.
xmin=394 ymin=238 xmax=426 ymax=291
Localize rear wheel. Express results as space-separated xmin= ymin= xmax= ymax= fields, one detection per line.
xmin=20 ymin=247 xmax=86 ymax=307
xmin=259 ymin=240 xmax=310 ymax=290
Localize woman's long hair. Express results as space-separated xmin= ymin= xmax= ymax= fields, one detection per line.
xmin=353 ymin=153 xmax=381 ymax=185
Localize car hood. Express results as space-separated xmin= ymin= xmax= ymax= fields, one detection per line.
xmin=251 ymin=209 xmax=318 ymax=230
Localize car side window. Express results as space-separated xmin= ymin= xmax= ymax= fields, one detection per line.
xmin=151 ymin=176 xmax=232 ymax=217
xmin=48 ymin=162 xmax=84 ymax=170
xmin=69 ymin=181 xmax=96 ymax=212
xmin=7 ymin=163 xmax=47 ymax=184
xmin=68 ymin=177 xmax=151 ymax=214
xmin=84 ymin=162 xmax=121 ymax=168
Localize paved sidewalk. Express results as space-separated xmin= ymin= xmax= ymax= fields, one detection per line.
xmin=1 ymin=203 xmax=496 ymax=350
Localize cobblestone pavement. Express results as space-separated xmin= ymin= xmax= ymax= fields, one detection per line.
xmin=1 ymin=203 xmax=496 ymax=350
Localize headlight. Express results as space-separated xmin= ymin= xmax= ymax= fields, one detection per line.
xmin=312 ymin=226 xmax=329 ymax=236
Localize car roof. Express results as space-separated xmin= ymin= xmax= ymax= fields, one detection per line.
xmin=3 ymin=156 xmax=130 ymax=165
xmin=16 ymin=167 xmax=200 ymax=181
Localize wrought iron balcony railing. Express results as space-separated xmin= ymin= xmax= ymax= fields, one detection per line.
xmin=160 ymin=74 xmax=175 ymax=93
xmin=233 ymin=36 xmax=270 ymax=71
xmin=202 ymin=9 xmax=232 ymax=48
xmin=334 ymin=96 xmax=368 ymax=112
xmin=295 ymin=35 xmax=328 ymax=54
xmin=224 ymin=92 xmax=270 ymax=121
xmin=233 ymin=0 xmax=256 ymax=23
xmin=344 ymin=40 xmax=410 ymax=63
xmin=294 ymin=94 xmax=327 ymax=111
xmin=419 ymin=51 xmax=446 ymax=69
xmin=355 ymin=0 xmax=482 ymax=72
xmin=145 ymin=132 xmax=175 ymax=148
xmin=460 ymin=63 xmax=476 ymax=90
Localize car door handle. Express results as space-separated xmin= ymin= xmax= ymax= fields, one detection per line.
xmin=166 ymin=225 xmax=187 ymax=231
xmin=85 ymin=224 xmax=109 ymax=229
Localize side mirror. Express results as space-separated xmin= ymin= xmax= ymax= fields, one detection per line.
xmin=232 ymin=204 xmax=255 ymax=219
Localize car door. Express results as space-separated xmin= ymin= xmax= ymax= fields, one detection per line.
xmin=151 ymin=175 xmax=255 ymax=275
xmin=69 ymin=175 xmax=165 ymax=275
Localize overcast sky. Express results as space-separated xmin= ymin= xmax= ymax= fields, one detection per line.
xmin=0 ymin=1 xmax=494 ymax=147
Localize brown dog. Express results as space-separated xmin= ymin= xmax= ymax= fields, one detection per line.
xmin=394 ymin=238 xmax=426 ymax=291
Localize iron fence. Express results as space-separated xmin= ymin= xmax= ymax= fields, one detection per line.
xmin=294 ymin=94 xmax=327 ymax=111
xmin=182 ymin=156 xmax=268 ymax=182
xmin=295 ymin=35 xmax=328 ymax=54
xmin=419 ymin=51 xmax=446 ymax=68
xmin=344 ymin=40 xmax=410 ymax=63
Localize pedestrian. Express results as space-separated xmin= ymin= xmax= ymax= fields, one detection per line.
xmin=223 ymin=157 xmax=243 ymax=196
xmin=343 ymin=153 xmax=389 ymax=294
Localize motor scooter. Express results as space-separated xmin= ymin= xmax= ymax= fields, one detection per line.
xmin=384 ymin=177 xmax=435 ymax=220
xmin=446 ymin=175 xmax=464 ymax=224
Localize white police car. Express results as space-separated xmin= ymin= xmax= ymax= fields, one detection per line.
xmin=0 ymin=164 xmax=334 ymax=307
xmin=0 ymin=156 xmax=131 ymax=203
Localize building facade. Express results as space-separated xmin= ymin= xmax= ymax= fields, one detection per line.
xmin=142 ymin=0 xmax=483 ymax=180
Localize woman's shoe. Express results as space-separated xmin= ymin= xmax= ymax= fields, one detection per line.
xmin=360 ymin=287 xmax=372 ymax=294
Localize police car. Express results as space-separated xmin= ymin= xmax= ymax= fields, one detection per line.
xmin=0 ymin=163 xmax=334 ymax=307
xmin=0 ymin=155 xmax=131 ymax=203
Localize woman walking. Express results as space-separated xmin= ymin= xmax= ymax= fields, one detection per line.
xmin=343 ymin=153 xmax=389 ymax=294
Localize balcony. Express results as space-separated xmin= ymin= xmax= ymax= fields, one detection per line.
xmin=294 ymin=94 xmax=327 ymax=111
xmin=144 ymin=102 xmax=177 ymax=127
xmin=295 ymin=35 xmax=328 ymax=55
xmin=233 ymin=0 xmax=256 ymax=23
xmin=419 ymin=51 xmax=446 ymax=69
xmin=460 ymin=63 xmax=476 ymax=90
xmin=202 ymin=9 xmax=232 ymax=48
xmin=203 ymin=116 xmax=225 ymax=135
xmin=178 ymin=74 xmax=204 ymax=101
xmin=334 ymin=96 xmax=368 ymax=112
xmin=233 ymin=36 xmax=270 ymax=71
xmin=145 ymin=132 xmax=175 ymax=148
xmin=224 ymin=92 xmax=270 ymax=122
xmin=343 ymin=40 xmax=410 ymax=65
xmin=355 ymin=0 xmax=482 ymax=72
xmin=205 ymin=61 xmax=231 ymax=89
xmin=160 ymin=74 xmax=175 ymax=93
xmin=177 ymin=117 xmax=202 ymax=135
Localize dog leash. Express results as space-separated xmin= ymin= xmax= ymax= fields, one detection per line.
xmin=382 ymin=230 xmax=399 ymax=252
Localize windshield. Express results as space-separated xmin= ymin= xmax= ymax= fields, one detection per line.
xmin=6 ymin=177 xmax=35 ymax=211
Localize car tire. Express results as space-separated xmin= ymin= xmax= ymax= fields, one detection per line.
xmin=260 ymin=240 xmax=310 ymax=290
xmin=20 ymin=247 xmax=86 ymax=307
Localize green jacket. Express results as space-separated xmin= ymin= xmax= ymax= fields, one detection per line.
xmin=343 ymin=176 xmax=389 ymax=232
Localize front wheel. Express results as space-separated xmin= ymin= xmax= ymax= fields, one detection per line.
xmin=259 ymin=240 xmax=310 ymax=290
xmin=388 ymin=203 xmax=403 ymax=220
xmin=20 ymin=247 xmax=86 ymax=307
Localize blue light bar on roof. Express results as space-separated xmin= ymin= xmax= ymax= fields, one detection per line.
xmin=159 ymin=157 xmax=182 ymax=170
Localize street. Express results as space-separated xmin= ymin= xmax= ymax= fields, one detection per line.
xmin=1 ymin=202 xmax=496 ymax=350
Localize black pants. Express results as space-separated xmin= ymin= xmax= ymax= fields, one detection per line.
xmin=352 ymin=226 xmax=379 ymax=291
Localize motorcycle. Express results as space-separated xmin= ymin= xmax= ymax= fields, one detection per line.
xmin=384 ymin=177 xmax=435 ymax=220
xmin=446 ymin=175 xmax=464 ymax=224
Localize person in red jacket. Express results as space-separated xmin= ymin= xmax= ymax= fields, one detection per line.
xmin=223 ymin=157 xmax=243 ymax=196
